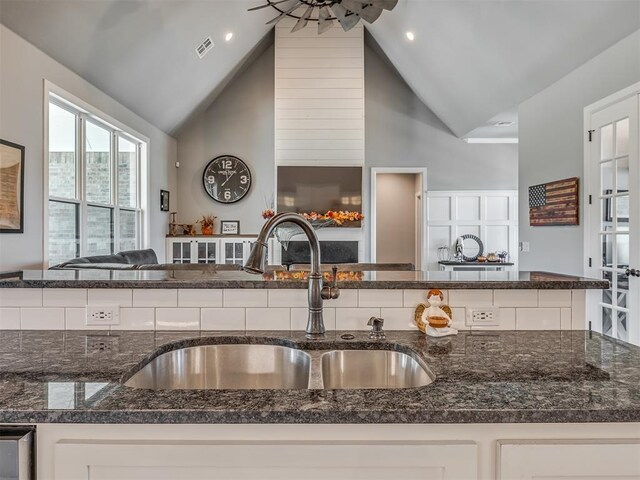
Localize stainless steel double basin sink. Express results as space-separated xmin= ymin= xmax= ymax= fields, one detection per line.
xmin=124 ymin=344 xmax=434 ymax=390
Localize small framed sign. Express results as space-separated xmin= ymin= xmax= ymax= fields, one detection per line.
xmin=0 ymin=139 xmax=25 ymax=233
xmin=220 ymin=221 xmax=240 ymax=235
xmin=160 ymin=190 xmax=170 ymax=212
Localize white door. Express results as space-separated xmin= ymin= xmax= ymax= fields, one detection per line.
xmin=587 ymin=94 xmax=640 ymax=345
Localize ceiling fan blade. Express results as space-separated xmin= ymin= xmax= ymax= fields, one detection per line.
xmin=330 ymin=3 xmax=361 ymax=32
xmin=248 ymin=0 xmax=293 ymax=12
xmin=355 ymin=0 xmax=399 ymax=11
xmin=318 ymin=6 xmax=334 ymax=35
xmin=291 ymin=4 xmax=314 ymax=33
xmin=341 ymin=0 xmax=382 ymax=23
xmin=266 ymin=1 xmax=302 ymax=25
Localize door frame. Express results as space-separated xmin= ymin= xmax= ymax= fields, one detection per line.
xmin=583 ymin=82 xmax=640 ymax=339
xmin=370 ymin=167 xmax=428 ymax=271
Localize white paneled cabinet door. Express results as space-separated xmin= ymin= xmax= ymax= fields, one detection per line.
xmin=587 ymin=94 xmax=639 ymax=345
xmin=55 ymin=440 xmax=477 ymax=480
xmin=498 ymin=440 xmax=640 ymax=479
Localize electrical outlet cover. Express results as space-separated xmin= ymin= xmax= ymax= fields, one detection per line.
xmin=86 ymin=306 xmax=120 ymax=326
xmin=465 ymin=307 xmax=500 ymax=327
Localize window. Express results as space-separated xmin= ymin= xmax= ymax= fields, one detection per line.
xmin=47 ymin=96 xmax=145 ymax=266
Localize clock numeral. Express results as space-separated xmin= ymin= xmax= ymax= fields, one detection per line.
xmin=240 ymin=175 xmax=248 ymax=185
xmin=224 ymin=190 xmax=232 ymax=201
xmin=222 ymin=160 xmax=233 ymax=169
xmin=207 ymin=175 xmax=215 ymax=184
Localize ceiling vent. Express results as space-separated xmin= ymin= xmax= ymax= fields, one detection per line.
xmin=196 ymin=36 xmax=214 ymax=59
xmin=493 ymin=121 xmax=515 ymax=127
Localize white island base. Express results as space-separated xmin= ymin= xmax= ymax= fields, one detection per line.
xmin=35 ymin=422 xmax=640 ymax=479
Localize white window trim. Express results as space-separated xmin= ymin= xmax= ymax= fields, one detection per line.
xmin=43 ymin=80 xmax=150 ymax=267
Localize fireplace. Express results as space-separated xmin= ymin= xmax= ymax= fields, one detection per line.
xmin=281 ymin=241 xmax=359 ymax=266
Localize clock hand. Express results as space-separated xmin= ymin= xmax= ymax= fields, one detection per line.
xmin=221 ymin=171 xmax=237 ymax=187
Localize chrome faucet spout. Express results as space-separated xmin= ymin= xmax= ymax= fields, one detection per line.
xmin=244 ymin=212 xmax=338 ymax=338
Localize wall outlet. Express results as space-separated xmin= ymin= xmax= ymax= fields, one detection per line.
xmin=465 ymin=307 xmax=500 ymax=327
xmin=86 ymin=306 xmax=120 ymax=326
xmin=520 ymin=241 xmax=530 ymax=253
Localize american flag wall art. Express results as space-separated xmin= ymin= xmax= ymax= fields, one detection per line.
xmin=528 ymin=177 xmax=579 ymax=226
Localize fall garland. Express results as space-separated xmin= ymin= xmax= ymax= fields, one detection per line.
xmin=301 ymin=210 xmax=363 ymax=225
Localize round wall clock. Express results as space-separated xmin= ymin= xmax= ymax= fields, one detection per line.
xmin=202 ymin=155 xmax=252 ymax=204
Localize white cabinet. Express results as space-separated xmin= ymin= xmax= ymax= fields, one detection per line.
xmin=166 ymin=237 xmax=256 ymax=265
xmin=54 ymin=440 xmax=477 ymax=480
xmin=498 ymin=439 xmax=640 ymax=479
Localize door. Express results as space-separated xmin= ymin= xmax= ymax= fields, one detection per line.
xmin=587 ymin=94 xmax=640 ymax=344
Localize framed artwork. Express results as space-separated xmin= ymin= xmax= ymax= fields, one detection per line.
xmin=220 ymin=221 xmax=240 ymax=235
xmin=160 ymin=190 xmax=170 ymax=212
xmin=0 ymin=139 xmax=25 ymax=233
xmin=528 ymin=177 xmax=579 ymax=226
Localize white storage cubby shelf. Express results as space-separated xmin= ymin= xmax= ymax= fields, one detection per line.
xmin=166 ymin=237 xmax=257 ymax=266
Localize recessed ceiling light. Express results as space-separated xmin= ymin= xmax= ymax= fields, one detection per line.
xmin=406 ymin=31 xmax=415 ymax=41
xmin=225 ymin=32 xmax=234 ymax=42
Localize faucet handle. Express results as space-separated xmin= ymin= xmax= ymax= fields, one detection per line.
xmin=367 ymin=317 xmax=385 ymax=340
xmin=321 ymin=265 xmax=340 ymax=300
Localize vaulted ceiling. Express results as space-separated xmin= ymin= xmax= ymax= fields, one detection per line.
xmin=1 ymin=0 xmax=638 ymax=137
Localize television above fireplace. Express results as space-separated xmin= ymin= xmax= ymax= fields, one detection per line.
xmin=277 ymin=166 xmax=362 ymax=227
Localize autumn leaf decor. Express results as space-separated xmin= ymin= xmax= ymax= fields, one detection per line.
xmin=302 ymin=210 xmax=363 ymax=225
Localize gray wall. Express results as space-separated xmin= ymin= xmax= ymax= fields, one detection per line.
xmin=175 ymin=36 xmax=519 ymax=240
xmin=0 ymin=25 xmax=177 ymax=270
xmin=175 ymin=45 xmax=275 ymax=235
xmin=518 ymin=30 xmax=640 ymax=276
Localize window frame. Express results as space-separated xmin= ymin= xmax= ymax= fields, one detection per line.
xmin=44 ymin=82 xmax=149 ymax=267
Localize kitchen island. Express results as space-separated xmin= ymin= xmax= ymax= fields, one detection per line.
xmin=1 ymin=329 xmax=639 ymax=478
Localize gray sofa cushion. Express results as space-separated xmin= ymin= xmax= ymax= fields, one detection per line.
xmin=119 ymin=249 xmax=158 ymax=265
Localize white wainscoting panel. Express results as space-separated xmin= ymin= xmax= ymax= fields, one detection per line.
xmin=426 ymin=191 xmax=518 ymax=270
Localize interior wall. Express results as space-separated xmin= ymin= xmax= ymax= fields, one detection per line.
xmin=518 ymin=30 xmax=640 ymax=276
xmin=175 ymin=45 xmax=275 ymax=235
xmin=175 ymin=32 xmax=518 ymax=242
xmin=0 ymin=25 xmax=177 ymax=270
xmin=375 ymin=174 xmax=417 ymax=265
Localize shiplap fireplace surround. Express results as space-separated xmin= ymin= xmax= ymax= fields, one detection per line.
xmin=274 ymin=20 xmax=366 ymax=260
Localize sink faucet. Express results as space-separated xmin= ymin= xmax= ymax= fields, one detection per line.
xmin=367 ymin=317 xmax=386 ymax=340
xmin=243 ymin=212 xmax=340 ymax=339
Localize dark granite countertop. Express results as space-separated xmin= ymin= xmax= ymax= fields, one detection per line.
xmin=0 ymin=270 xmax=608 ymax=289
xmin=1 ymin=329 xmax=638 ymax=424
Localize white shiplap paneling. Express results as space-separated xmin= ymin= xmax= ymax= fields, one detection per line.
xmin=275 ymin=22 xmax=364 ymax=167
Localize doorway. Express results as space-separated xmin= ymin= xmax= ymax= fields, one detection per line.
xmin=585 ymin=84 xmax=640 ymax=345
xmin=371 ymin=168 xmax=427 ymax=270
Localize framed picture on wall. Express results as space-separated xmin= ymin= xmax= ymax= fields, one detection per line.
xmin=221 ymin=221 xmax=240 ymax=235
xmin=0 ymin=139 xmax=25 ymax=233
xmin=160 ymin=190 xmax=170 ymax=212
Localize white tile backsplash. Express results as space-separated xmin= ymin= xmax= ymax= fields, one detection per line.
xmin=380 ymin=308 xmax=416 ymax=330
xmin=223 ymin=289 xmax=268 ymax=308
xmin=493 ymin=289 xmax=538 ymax=308
xmin=268 ymin=289 xmax=308 ymax=308
xmin=516 ymin=308 xmax=561 ymax=330
xmin=43 ymin=289 xmax=87 ymax=307
xmin=155 ymin=308 xmax=200 ymax=330
xmin=21 ymin=308 xmax=65 ymax=330
xmin=179 ymin=289 xmax=223 ymax=307
xmin=133 ymin=289 xmax=177 ymax=307
xmin=0 ymin=288 xmax=42 ymax=307
xmin=0 ymin=308 xmax=21 ymax=329
xmin=201 ymin=308 xmax=246 ymax=330
xmin=0 ymin=288 xmax=586 ymax=332
xmin=335 ymin=308 xmax=381 ymax=330
xmin=448 ymin=290 xmax=493 ymax=307
xmin=88 ymin=289 xmax=132 ymax=307
xmin=119 ymin=308 xmax=155 ymax=330
xmin=539 ymin=290 xmax=572 ymax=308
xmin=358 ymin=289 xmax=403 ymax=308
xmin=246 ymin=308 xmax=290 ymax=330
